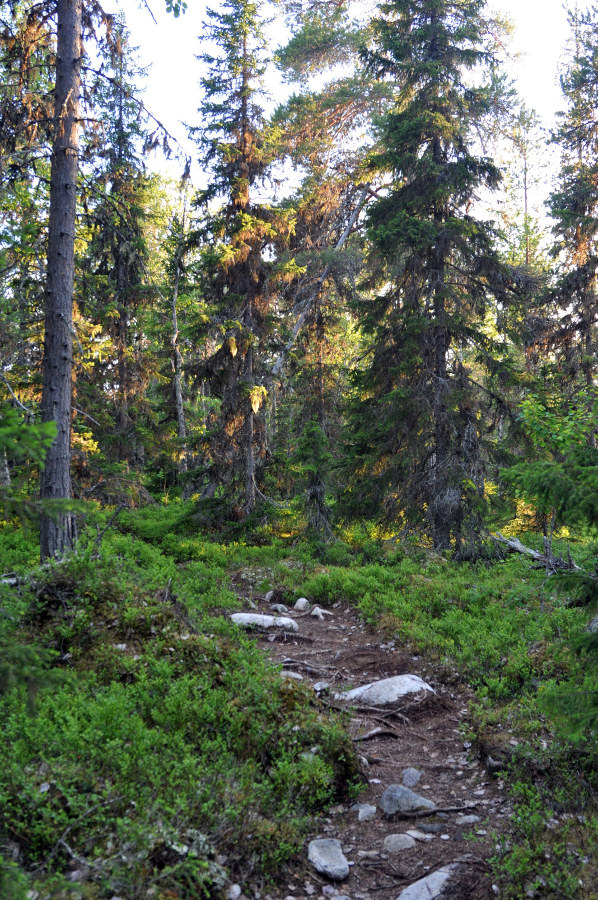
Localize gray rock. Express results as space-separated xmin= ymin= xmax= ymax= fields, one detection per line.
xmin=270 ymin=603 xmax=289 ymax=614
xmin=588 ymin=613 xmax=598 ymax=633
xmin=455 ymin=814 xmax=480 ymax=825
xmin=264 ymin=590 xmax=276 ymax=603
xmin=335 ymin=675 xmax=433 ymax=706
xmin=402 ymin=767 xmax=422 ymax=788
xmin=380 ymin=785 xmax=436 ymax=816
xmin=227 ymin=887 xmax=242 ymax=900
xmin=383 ymin=834 xmax=416 ymax=853
xmin=230 ymin=613 xmax=298 ymax=632
xmin=313 ymin=681 xmax=330 ymax=693
xmin=311 ymin=607 xmax=325 ymax=620
xmin=307 ymin=839 xmax=349 ymax=881
xmin=417 ymin=823 xmax=443 ymax=834
xmin=352 ymin=803 xmax=376 ymax=822
xmin=282 ymin=671 xmax=303 ymax=680
xmin=294 ymin=597 xmax=310 ymax=611
xmin=394 ymin=865 xmax=457 ymax=900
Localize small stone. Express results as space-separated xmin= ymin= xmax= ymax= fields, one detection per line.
xmin=456 ymin=814 xmax=480 ymax=825
xmin=308 ymin=839 xmax=349 ymax=881
xmin=304 ymin=883 xmax=316 ymax=895
xmin=357 ymin=850 xmax=379 ymax=859
xmin=380 ymin=784 xmax=436 ymax=816
xmin=402 ymin=767 xmax=422 ymax=788
xmin=264 ymin=590 xmax=276 ymax=602
xmin=406 ymin=830 xmax=434 ymax=842
xmin=295 ymin=598 xmax=310 ymax=611
xmin=39 ymin=782 xmax=50 ymax=793
xmin=115 ymin=643 xmax=127 ymax=651
xmin=418 ymin=823 xmax=443 ymax=834
xmin=383 ymin=834 xmax=416 ymax=853
xmin=228 ymin=887 xmax=242 ymax=900
xmin=271 ymin=603 xmax=289 ymax=614
xmin=282 ymin=671 xmax=304 ymax=680
xmin=230 ymin=613 xmax=299 ymax=632
xmin=314 ymin=681 xmax=330 ymax=693
xmin=394 ymin=865 xmax=457 ymax=900
xmin=352 ymin=803 xmax=377 ymax=822
xmin=311 ymin=607 xmax=325 ymax=620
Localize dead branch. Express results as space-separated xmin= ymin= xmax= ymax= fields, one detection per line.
xmin=491 ymin=532 xmax=582 ymax=574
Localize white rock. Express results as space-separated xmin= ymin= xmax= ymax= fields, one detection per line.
xmin=383 ymin=834 xmax=416 ymax=853
xmin=230 ymin=614 xmax=298 ymax=632
xmin=308 ymin=839 xmax=349 ymax=881
xmin=394 ymin=865 xmax=457 ymax=900
xmin=227 ymin=887 xmax=242 ymax=900
xmin=282 ymin=671 xmax=303 ymax=680
xmin=334 ymin=675 xmax=434 ymax=706
xmin=311 ymin=607 xmax=325 ymax=620
xmin=294 ymin=597 xmax=310 ymax=611
xmin=313 ymin=681 xmax=330 ymax=693
xmin=264 ymin=590 xmax=276 ymax=602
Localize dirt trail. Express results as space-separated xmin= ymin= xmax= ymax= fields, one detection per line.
xmin=244 ymin=595 xmax=513 ymax=900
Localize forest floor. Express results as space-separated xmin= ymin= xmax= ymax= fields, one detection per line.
xmin=234 ymin=589 xmax=512 ymax=900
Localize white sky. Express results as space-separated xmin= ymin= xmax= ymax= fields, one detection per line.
xmin=120 ymin=0 xmax=577 ymax=182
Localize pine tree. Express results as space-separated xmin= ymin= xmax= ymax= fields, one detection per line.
xmin=345 ymin=0 xmax=513 ymax=552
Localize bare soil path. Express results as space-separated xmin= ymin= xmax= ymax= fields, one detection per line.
xmin=237 ymin=593 xmax=513 ymax=900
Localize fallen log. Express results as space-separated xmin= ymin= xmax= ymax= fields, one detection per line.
xmin=491 ymin=532 xmax=582 ymax=573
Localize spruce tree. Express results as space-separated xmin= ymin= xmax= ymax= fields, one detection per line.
xmin=548 ymin=5 xmax=598 ymax=388
xmin=346 ymin=0 xmax=512 ymax=552
xmin=190 ymin=0 xmax=283 ymax=515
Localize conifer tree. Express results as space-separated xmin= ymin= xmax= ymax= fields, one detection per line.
xmin=190 ymin=0 xmax=286 ymax=515
xmin=345 ymin=0 xmax=512 ymax=552
xmin=548 ymin=5 xmax=598 ymax=388
xmin=77 ymin=16 xmax=155 ymax=472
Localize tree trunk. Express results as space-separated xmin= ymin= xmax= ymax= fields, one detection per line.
xmin=0 ymin=448 xmax=10 ymax=487
xmin=171 ymin=216 xmax=188 ymax=473
xmin=39 ymin=0 xmax=82 ymax=561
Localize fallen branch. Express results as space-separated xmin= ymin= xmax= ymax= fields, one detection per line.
xmin=353 ymin=728 xmax=402 ymax=742
xmin=491 ymin=532 xmax=582 ymax=573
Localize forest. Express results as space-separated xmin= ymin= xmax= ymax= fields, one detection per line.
xmin=2 ymin=0 xmax=598 ymax=896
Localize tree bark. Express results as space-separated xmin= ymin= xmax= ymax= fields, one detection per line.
xmin=39 ymin=0 xmax=82 ymax=560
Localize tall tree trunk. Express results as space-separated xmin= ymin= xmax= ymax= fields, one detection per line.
xmin=40 ymin=0 xmax=82 ymax=561
xmin=171 ymin=216 xmax=188 ymax=473
xmin=244 ymin=336 xmax=256 ymax=514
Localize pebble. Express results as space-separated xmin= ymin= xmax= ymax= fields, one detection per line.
xmin=352 ymin=803 xmax=376 ymax=822
xmin=380 ymin=784 xmax=436 ymax=815
xmin=294 ymin=598 xmax=310 ymax=611
xmin=271 ymin=603 xmax=289 ymax=614
xmin=313 ymin=681 xmax=330 ymax=693
xmin=282 ymin=671 xmax=303 ymax=680
xmin=264 ymin=590 xmax=276 ymax=602
xmin=406 ymin=830 xmax=434 ymax=842
xmin=307 ymin=839 xmax=349 ymax=881
xmin=394 ymin=865 xmax=457 ymax=900
xmin=227 ymin=887 xmax=242 ymax=900
xmin=383 ymin=833 xmax=416 ymax=853
xmin=402 ymin=767 xmax=422 ymax=788
xmin=456 ymin=814 xmax=480 ymax=825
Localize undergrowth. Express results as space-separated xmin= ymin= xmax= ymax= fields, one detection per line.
xmin=2 ymin=504 xmax=598 ymax=898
